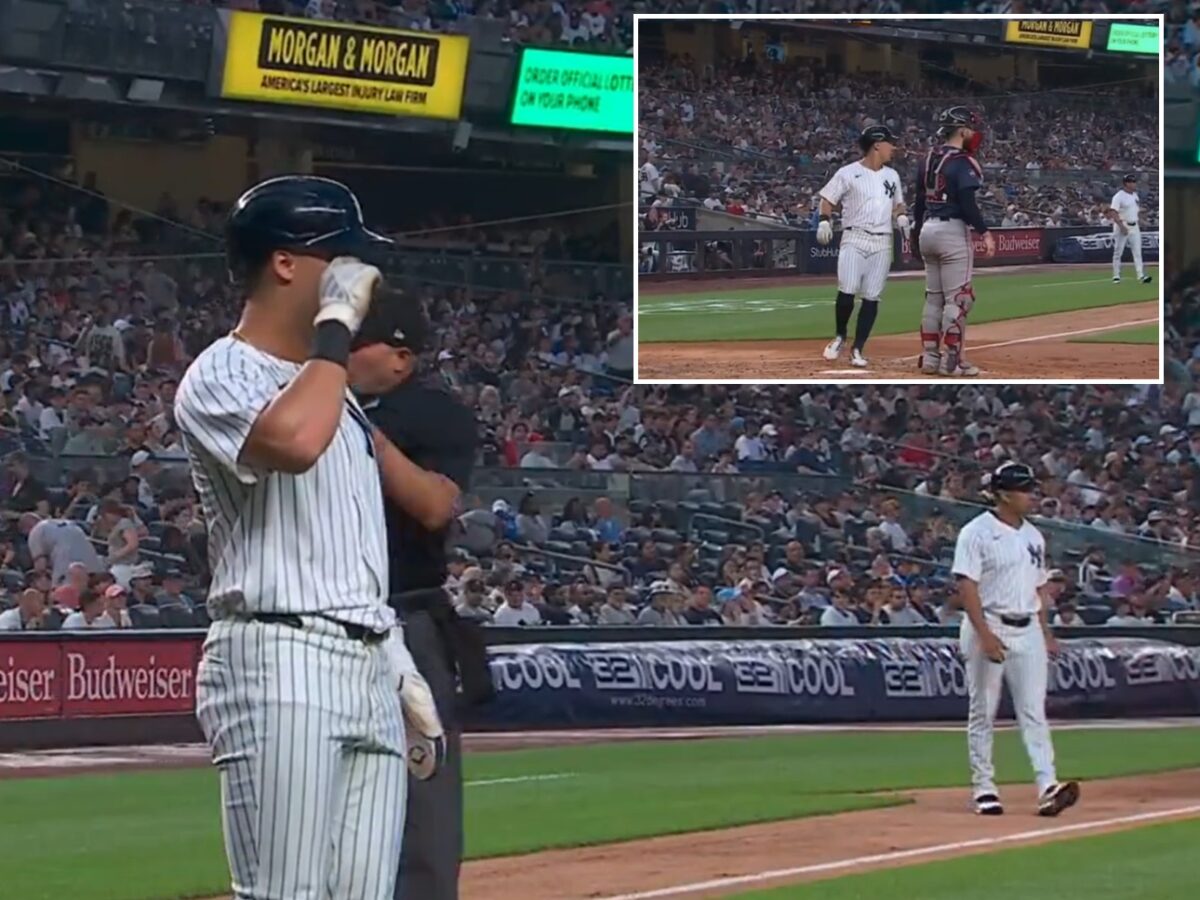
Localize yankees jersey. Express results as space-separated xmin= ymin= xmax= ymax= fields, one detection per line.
xmin=819 ymin=161 xmax=903 ymax=232
xmin=1110 ymin=189 xmax=1140 ymax=228
xmin=176 ymin=336 xmax=393 ymax=632
xmin=952 ymin=511 xmax=1047 ymax=617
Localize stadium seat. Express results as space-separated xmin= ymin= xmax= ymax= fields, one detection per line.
xmin=129 ymin=605 xmax=162 ymax=629
xmin=159 ymin=605 xmax=196 ymax=629
xmin=1077 ymin=606 xmax=1112 ymax=626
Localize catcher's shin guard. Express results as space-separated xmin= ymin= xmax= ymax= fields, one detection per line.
xmin=920 ymin=291 xmax=944 ymax=372
xmin=940 ymin=283 xmax=976 ymax=373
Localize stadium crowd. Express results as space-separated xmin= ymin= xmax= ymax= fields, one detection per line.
xmin=1 ymin=155 xmax=1198 ymax=634
xmin=639 ymin=54 xmax=1159 ymax=227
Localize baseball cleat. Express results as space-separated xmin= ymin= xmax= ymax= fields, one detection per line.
xmin=1037 ymin=781 xmax=1080 ymax=817
xmin=1112 ymin=277 xmax=1120 ymax=283
xmin=919 ymin=353 xmax=941 ymax=374
xmin=823 ymin=335 xmax=846 ymax=361
xmin=1140 ymin=274 xmax=1152 ymax=284
xmin=850 ymin=348 xmax=868 ymax=367
xmin=975 ymin=793 xmax=1004 ymax=816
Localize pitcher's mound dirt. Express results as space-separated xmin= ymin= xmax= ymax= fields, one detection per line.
xmin=637 ymin=301 xmax=1158 ymax=381
xmin=462 ymin=768 xmax=1200 ymax=899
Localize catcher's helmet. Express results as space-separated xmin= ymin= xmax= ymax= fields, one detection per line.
xmin=937 ymin=106 xmax=984 ymax=133
xmin=992 ymin=461 xmax=1038 ymax=493
xmin=859 ymin=124 xmax=898 ymax=153
xmin=225 ymin=175 xmax=394 ymax=281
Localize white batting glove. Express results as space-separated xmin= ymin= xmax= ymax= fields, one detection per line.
xmin=382 ymin=627 xmax=446 ymax=780
xmin=400 ymin=669 xmax=446 ymax=780
xmin=315 ymin=256 xmax=381 ymax=335
xmin=896 ymin=215 xmax=910 ymax=234
xmin=816 ymin=220 xmax=833 ymax=245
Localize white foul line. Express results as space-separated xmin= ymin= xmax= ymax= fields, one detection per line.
xmin=465 ymin=773 xmax=577 ymax=788
xmin=601 ymin=804 xmax=1200 ymax=900
xmin=897 ymin=316 xmax=1159 ymax=361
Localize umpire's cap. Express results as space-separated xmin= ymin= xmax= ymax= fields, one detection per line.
xmin=351 ymin=288 xmax=429 ymax=352
xmin=1123 ymin=172 xmax=1138 ymax=184
xmin=992 ymin=461 xmax=1038 ymax=493
xmin=859 ymin=124 xmax=898 ymax=153
xmin=225 ymin=175 xmax=394 ymax=281
xmin=936 ymin=105 xmax=984 ymax=134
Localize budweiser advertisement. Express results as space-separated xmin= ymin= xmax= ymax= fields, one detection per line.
xmin=897 ymin=226 xmax=1044 ymax=270
xmin=0 ymin=636 xmax=203 ymax=720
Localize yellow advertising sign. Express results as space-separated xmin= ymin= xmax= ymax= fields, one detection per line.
xmin=219 ymin=12 xmax=469 ymax=119
xmin=1004 ymin=20 xmax=1094 ymax=50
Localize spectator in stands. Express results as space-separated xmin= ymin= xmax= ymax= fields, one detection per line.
xmin=0 ymin=588 xmax=51 ymax=630
xmin=629 ymin=539 xmax=667 ymax=582
xmin=536 ymin=583 xmax=574 ymax=625
xmin=722 ymin=579 xmax=770 ymax=626
xmin=155 ymin=568 xmax=193 ymax=612
xmin=102 ymin=583 xmax=133 ymax=628
xmin=682 ymin=584 xmax=723 ymax=626
xmin=19 ymin=513 xmax=103 ymax=585
xmin=1053 ymin=601 xmax=1084 ymax=627
xmin=592 ymin=497 xmax=623 ymax=543
xmin=515 ymin=492 xmax=551 ymax=544
xmin=62 ymin=590 xmax=113 ymax=630
xmin=637 ymin=582 xmax=687 ymax=626
xmin=567 ymin=582 xmax=600 ymax=625
xmin=873 ymin=583 xmax=930 ymax=626
xmin=491 ymin=579 xmax=543 ymax=626
xmin=127 ymin=563 xmax=157 ymax=607
xmin=4 ymin=453 xmax=47 ymax=513
xmin=820 ymin=589 xmax=860 ymax=627
xmin=95 ymin=500 xmax=141 ymax=587
xmin=597 ymin=585 xmax=637 ymax=625
xmin=584 ymin=541 xmax=625 ymax=590
xmin=456 ymin=575 xmax=493 ymax=623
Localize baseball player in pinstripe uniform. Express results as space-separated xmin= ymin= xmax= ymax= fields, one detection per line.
xmin=952 ymin=462 xmax=1080 ymax=819
xmin=177 ymin=175 xmax=449 ymax=900
xmin=817 ymin=124 xmax=908 ymax=369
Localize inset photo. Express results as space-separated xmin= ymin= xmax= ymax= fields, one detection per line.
xmin=636 ymin=16 xmax=1162 ymax=383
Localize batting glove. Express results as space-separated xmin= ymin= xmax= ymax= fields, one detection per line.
xmin=315 ymin=256 xmax=381 ymax=335
xmin=896 ymin=215 xmax=910 ymax=234
xmin=816 ymin=220 xmax=833 ymax=245
xmin=400 ymin=669 xmax=447 ymax=780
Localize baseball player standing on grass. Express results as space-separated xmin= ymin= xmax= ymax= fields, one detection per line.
xmin=347 ymin=292 xmax=495 ymax=900
xmin=952 ymin=461 xmax=1080 ymax=819
xmin=817 ymin=124 xmax=907 ymax=369
xmin=1107 ymin=173 xmax=1152 ymax=284
xmin=177 ymin=175 xmax=450 ymax=900
xmin=911 ymin=107 xmax=996 ymax=377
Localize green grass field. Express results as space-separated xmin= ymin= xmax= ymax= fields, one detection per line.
xmin=732 ymin=817 xmax=1200 ymax=900
xmin=2 ymin=726 xmax=1198 ymax=900
xmin=1068 ymin=323 xmax=1160 ymax=344
xmin=637 ymin=267 xmax=1158 ymax=343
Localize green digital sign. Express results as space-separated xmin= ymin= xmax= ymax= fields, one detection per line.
xmin=1106 ymin=23 xmax=1160 ymax=55
xmin=510 ymin=48 xmax=633 ymax=134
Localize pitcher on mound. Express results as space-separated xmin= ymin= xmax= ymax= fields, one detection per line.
xmin=911 ymin=106 xmax=996 ymax=377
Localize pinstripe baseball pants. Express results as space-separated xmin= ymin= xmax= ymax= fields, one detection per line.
xmin=197 ymin=618 xmax=408 ymax=900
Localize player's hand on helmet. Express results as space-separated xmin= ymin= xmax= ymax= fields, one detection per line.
xmin=980 ymin=627 xmax=1006 ymax=663
xmin=816 ymin=219 xmax=833 ymax=246
xmin=981 ymin=231 xmax=996 ymax=258
xmin=399 ymin=669 xmax=447 ymax=780
xmin=315 ymin=256 xmax=381 ymax=335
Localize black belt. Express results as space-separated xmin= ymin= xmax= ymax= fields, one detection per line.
xmin=998 ymin=614 xmax=1032 ymax=628
xmin=1124 ymin=222 xmax=1137 ymax=226
xmin=250 ymin=612 xmax=387 ymax=644
xmin=847 ymin=227 xmax=889 ymax=236
xmin=930 ymin=216 xmax=959 ymax=222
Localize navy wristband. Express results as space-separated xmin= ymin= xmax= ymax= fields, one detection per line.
xmin=310 ymin=320 xmax=353 ymax=367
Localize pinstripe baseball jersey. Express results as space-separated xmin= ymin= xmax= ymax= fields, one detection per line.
xmin=951 ymin=512 xmax=1047 ymax=616
xmin=819 ymin=161 xmax=903 ymax=231
xmin=176 ymin=335 xmax=394 ymax=632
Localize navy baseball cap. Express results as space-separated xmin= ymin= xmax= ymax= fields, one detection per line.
xmin=1123 ymin=173 xmax=1137 ymax=184
xmin=351 ymin=290 xmax=429 ymax=352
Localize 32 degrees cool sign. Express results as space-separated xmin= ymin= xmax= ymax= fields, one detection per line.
xmin=510 ymin=48 xmax=633 ymax=134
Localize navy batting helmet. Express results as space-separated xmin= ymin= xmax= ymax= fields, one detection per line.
xmin=992 ymin=461 xmax=1038 ymax=493
xmin=859 ymin=124 xmax=898 ymax=153
xmin=225 ymin=175 xmax=394 ymax=281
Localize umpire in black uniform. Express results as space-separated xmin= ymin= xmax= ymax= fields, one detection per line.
xmin=348 ymin=289 xmax=492 ymax=900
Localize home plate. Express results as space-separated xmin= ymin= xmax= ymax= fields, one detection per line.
xmin=818 ymin=369 xmax=872 ymax=376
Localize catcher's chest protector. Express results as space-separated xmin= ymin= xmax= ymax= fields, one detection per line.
xmin=922 ymin=146 xmax=983 ymax=203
